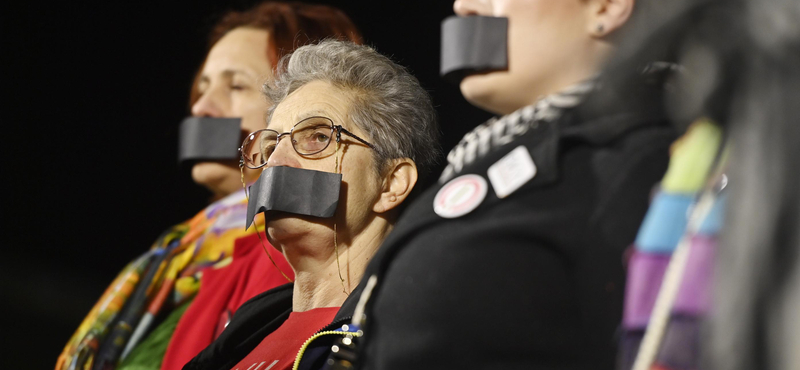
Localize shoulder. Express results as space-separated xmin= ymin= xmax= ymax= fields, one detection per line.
xmin=388 ymin=107 xmax=675 ymax=262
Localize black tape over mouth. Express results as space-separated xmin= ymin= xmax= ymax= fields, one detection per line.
xmin=440 ymin=15 xmax=509 ymax=84
xmin=245 ymin=166 xmax=342 ymax=229
xmin=178 ymin=117 xmax=242 ymax=163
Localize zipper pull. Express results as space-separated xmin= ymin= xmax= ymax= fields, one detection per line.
xmin=325 ymin=325 xmax=361 ymax=370
xmin=324 ymin=274 xmax=377 ymax=370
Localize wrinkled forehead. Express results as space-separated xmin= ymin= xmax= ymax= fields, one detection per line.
xmin=267 ymin=81 xmax=356 ymax=132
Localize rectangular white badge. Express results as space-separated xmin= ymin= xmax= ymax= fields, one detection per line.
xmin=487 ymin=145 xmax=537 ymax=199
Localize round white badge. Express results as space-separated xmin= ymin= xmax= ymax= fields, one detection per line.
xmin=433 ymin=174 xmax=488 ymax=219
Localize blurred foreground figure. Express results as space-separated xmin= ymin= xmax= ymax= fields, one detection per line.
xmin=712 ymin=2 xmax=800 ymax=369
xmin=338 ymin=0 xmax=678 ymax=369
xmin=607 ymin=0 xmax=800 ymax=369
xmin=55 ymin=3 xmax=361 ymax=370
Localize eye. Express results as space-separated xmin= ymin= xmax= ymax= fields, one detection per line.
xmin=229 ymin=77 xmax=251 ymax=92
xmin=260 ymin=143 xmax=276 ymax=159
xmin=196 ymin=78 xmax=210 ymax=95
xmin=311 ymin=132 xmax=330 ymax=143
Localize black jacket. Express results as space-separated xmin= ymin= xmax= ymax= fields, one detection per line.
xmin=352 ymin=82 xmax=676 ymax=370
xmin=182 ymin=283 xmax=364 ymax=370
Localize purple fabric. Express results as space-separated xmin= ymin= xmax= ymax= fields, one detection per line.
xmin=654 ymin=315 xmax=701 ymax=370
xmin=673 ymin=236 xmax=716 ymax=315
xmin=623 ymin=251 xmax=671 ymax=329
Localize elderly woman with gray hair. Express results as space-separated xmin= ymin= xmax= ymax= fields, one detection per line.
xmin=183 ymin=40 xmax=439 ymax=370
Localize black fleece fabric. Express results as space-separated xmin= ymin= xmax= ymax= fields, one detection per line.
xmin=354 ymin=81 xmax=676 ymax=370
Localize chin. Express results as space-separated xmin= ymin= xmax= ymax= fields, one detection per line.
xmin=191 ymin=161 xmax=239 ymax=196
xmin=265 ymin=213 xmax=328 ymax=246
xmin=460 ymin=74 xmax=507 ymax=115
xmin=461 ymin=73 xmax=532 ymax=116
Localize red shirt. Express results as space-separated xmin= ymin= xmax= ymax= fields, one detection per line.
xmin=230 ymin=307 xmax=339 ymax=370
xmin=161 ymin=233 xmax=294 ymax=370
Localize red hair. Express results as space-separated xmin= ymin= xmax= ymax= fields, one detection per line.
xmin=189 ymin=1 xmax=363 ymax=105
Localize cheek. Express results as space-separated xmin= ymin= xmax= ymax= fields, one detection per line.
xmin=507 ymin=16 xmax=550 ymax=72
xmin=296 ymin=155 xmax=338 ymax=174
xmin=505 ymin=1 xmax=586 ymax=69
xmin=340 ymin=149 xmax=376 ymax=177
xmin=234 ymin=93 xmax=269 ymax=133
xmin=341 ymin=155 xmax=380 ymax=204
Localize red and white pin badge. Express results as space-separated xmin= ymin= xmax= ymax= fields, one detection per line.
xmin=433 ymin=174 xmax=488 ymax=218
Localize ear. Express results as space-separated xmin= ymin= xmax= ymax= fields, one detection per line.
xmin=372 ymin=158 xmax=418 ymax=214
xmin=587 ymin=0 xmax=635 ymax=38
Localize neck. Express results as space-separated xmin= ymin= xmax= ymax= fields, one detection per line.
xmin=280 ymin=216 xmax=392 ymax=312
xmin=505 ymin=42 xmax=612 ymax=115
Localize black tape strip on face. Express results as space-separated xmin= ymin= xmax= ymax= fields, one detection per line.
xmin=178 ymin=117 xmax=242 ymax=163
xmin=440 ymin=15 xmax=509 ymax=84
xmin=246 ymin=166 xmax=343 ymax=229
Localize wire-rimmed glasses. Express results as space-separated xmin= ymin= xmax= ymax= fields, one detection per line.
xmin=239 ymin=116 xmax=377 ymax=169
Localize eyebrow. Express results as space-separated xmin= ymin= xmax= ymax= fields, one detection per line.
xmin=222 ymin=69 xmax=257 ymax=79
xmin=199 ymin=68 xmax=256 ymax=82
xmin=267 ymin=110 xmax=337 ymax=130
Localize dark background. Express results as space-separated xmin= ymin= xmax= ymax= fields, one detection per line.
xmin=3 ymin=0 xmax=491 ymax=368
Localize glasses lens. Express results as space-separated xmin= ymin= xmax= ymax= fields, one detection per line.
xmin=242 ymin=129 xmax=278 ymax=168
xmin=292 ymin=117 xmax=334 ymax=155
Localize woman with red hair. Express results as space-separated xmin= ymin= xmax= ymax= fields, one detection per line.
xmin=56 ymin=3 xmax=361 ymax=370
xmin=190 ymin=2 xmax=362 ymax=196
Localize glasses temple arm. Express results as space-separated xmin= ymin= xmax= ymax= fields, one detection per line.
xmin=339 ymin=128 xmax=378 ymax=150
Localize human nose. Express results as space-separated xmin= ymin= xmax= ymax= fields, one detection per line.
xmin=453 ymin=0 xmax=493 ymax=16
xmin=191 ymin=84 xmax=228 ymax=117
xmin=266 ymin=135 xmax=302 ymax=168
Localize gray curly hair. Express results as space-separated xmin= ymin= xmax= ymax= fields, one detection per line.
xmin=263 ymin=40 xmax=440 ymax=179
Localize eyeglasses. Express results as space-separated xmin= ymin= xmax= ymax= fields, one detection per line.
xmin=239 ymin=116 xmax=377 ymax=169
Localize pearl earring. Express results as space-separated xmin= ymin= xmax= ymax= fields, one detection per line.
xmin=597 ymin=24 xmax=605 ymax=33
